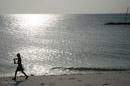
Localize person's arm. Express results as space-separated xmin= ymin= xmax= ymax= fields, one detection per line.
xmin=13 ymin=58 xmax=18 ymax=64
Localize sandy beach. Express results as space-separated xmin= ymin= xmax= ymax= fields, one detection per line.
xmin=0 ymin=71 xmax=130 ymax=86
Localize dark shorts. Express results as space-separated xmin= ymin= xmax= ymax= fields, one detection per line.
xmin=17 ymin=65 xmax=24 ymax=71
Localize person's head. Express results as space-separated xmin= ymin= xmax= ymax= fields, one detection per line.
xmin=17 ymin=53 xmax=21 ymax=58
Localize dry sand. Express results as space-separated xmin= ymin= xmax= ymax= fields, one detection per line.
xmin=0 ymin=71 xmax=130 ymax=86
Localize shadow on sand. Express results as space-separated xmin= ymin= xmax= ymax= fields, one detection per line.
xmin=14 ymin=79 xmax=26 ymax=86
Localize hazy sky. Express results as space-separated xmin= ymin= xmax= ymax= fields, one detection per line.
xmin=0 ymin=0 xmax=130 ymax=14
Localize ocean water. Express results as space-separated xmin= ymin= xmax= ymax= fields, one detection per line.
xmin=0 ymin=14 xmax=130 ymax=77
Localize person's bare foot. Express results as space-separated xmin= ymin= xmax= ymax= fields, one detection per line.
xmin=12 ymin=77 xmax=16 ymax=80
xmin=25 ymin=76 xmax=29 ymax=79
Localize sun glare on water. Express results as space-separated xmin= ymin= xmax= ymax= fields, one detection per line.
xmin=12 ymin=14 xmax=59 ymax=37
xmin=20 ymin=14 xmax=45 ymax=27
xmin=15 ymin=14 xmax=57 ymax=28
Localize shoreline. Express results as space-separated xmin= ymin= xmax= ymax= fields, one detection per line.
xmin=0 ymin=68 xmax=130 ymax=78
xmin=0 ymin=69 xmax=129 ymax=78
xmin=0 ymin=71 xmax=130 ymax=86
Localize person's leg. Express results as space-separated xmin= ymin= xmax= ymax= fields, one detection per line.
xmin=12 ymin=69 xmax=17 ymax=80
xmin=21 ymin=70 xmax=28 ymax=79
xmin=15 ymin=70 xmax=17 ymax=78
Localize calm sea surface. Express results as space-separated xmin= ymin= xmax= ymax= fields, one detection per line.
xmin=0 ymin=14 xmax=130 ymax=77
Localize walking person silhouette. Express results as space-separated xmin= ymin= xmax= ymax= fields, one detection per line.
xmin=12 ymin=53 xmax=28 ymax=80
